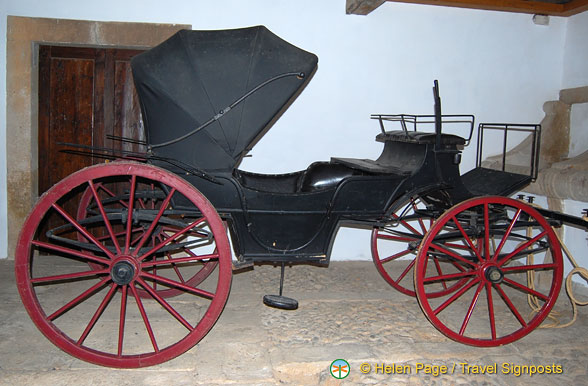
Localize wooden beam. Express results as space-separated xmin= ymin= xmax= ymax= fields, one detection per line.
xmin=561 ymin=0 xmax=588 ymax=16
xmin=346 ymin=0 xmax=587 ymax=17
xmin=384 ymin=0 xmax=566 ymax=15
xmin=346 ymin=0 xmax=386 ymax=14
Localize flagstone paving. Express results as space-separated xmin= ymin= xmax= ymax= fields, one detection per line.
xmin=1 ymin=259 xmax=587 ymax=385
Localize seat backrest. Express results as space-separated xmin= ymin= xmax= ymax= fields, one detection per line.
xmin=298 ymin=162 xmax=359 ymax=192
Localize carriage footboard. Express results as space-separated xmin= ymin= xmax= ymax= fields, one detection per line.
xmin=461 ymin=167 xmax=532 ymax=197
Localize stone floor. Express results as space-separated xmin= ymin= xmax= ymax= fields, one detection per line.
xmin=1 ymin=259 xmax=587 ymax=385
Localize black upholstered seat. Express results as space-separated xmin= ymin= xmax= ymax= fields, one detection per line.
xmin=376 ymin=130 xmax=466 ymax=146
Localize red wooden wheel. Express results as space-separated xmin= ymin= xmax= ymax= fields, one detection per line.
xmin=414 ymin=196 xmax=563 ymax=346
xmin=15 ymin=162 xmax=232 ymax=368
xmin=372 ymin=197 xmax=469 ymax=297
xmin=77 ymin=182 xmax=218 ymax=298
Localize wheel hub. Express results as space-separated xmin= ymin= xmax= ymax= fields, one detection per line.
xmin=111 ymin=260 xmax=136 ymax=285
xmin=484 ymin=265 xmax=504 ymax=284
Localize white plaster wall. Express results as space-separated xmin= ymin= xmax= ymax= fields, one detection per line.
xmin=562 ymin=11 xmax=588 ymax=89
xmin=0 ymin=0 xmax=570 ymax=259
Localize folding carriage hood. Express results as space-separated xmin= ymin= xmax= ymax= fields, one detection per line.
xmin=131 ymin=26 xmax=318 ymax=172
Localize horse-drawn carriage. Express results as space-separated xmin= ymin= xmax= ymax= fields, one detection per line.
xmin=15 ymin=26 xmax=586 ymax=368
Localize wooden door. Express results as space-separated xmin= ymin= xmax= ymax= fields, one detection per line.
xmin=38 ymin=45 xmax=146 ymax=194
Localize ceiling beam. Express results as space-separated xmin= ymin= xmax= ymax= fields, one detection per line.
xmin=346 ymin=0 xmax=386 ymax=14
xmin=385 ymin=0 xmax=562 ymax=15
xmin=347 ymin=0 xmax=588 ymax=16
xmin=561 ymin=0 xmax=588 ymax=16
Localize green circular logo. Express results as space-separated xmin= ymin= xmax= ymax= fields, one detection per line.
xmin=330 ymin=359 xmax=350 ymax=379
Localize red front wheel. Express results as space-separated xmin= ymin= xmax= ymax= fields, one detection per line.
xmin=15 ymin=162 xmax=232 ymax=367
xmin=414 ymin=196 xmax=563 ymax=347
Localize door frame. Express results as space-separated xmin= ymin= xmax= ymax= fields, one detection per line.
xmin=5 ymin=16 xmax=190 ymax=259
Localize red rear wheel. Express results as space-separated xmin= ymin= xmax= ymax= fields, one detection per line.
xmin=15 ymin=162 xmax=232 ymax=367
xmin=414 ymin=196 xmax=563 ymax=346
xmin=372 ymin=197 xmax=469 ymax=297
xmin=77 ymin=182 xmax=218 ymax=298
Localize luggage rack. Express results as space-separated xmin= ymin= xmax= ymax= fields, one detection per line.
xmin=371 ymin=114 xmax=475 ymax=146
xmin=475 ymin=123 xmax=541 ymax=181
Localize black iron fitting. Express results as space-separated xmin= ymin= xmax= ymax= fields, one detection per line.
xmin=214 ymin=106 xmax=232 ymax=120
xmin=111 ymin=261 xmax=135 ymax=285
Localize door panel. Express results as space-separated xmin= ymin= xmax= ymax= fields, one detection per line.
xmin=38 ymin=45 xmax=145 ymax=194
xmin=114 ymin=59 xmax=146 ymax=153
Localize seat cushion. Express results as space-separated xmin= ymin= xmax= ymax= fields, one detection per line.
xmin=376 ymin=130 xmax=466 ymax=146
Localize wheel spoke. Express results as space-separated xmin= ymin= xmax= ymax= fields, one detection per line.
xmin=413 ymin=201 xmax=427 ymax=234
xmin=459 ymin=281 xmax=484 ymax=335
xmin=141 ymin=253 xmax=219 ymax=268
xmin=451 ymin=260 xmax=467 ymax=272
xmin=392 ymin=211 xmax=421 ymax=235
xmin=395 ymin=258 xmax=415 ymax=284
xmin=483 ymin=203 xmax=490 ymax=260
xmin=156 ymin=233 xmax=187 ymax=284
xmin=118 ymin=285 xmax=128 ymax=356
xmin=129 ymin=283 xmax=159 ymax=353
xmin=31 ymin=240 xmax=110 ymax=265
xmin=141 ymin=271 xmax=214 ymax=299
xmin=451 ymin=216 xmax=483 ymax=262
xmin=130 ymin=229 xmax=148 ymax=247
xmin=95 ymin=227 xmax=144 ymax=243
xmin=124 ymin=175 xmax=137 ymax=254
xmin=494 ymin=283 xmax=527 ymax=327
xmin=31 ymin=268 xmax=109 ymax=284
xmin=423 ymin=269 xmax=477 ymax=283
xmin=150 ymin=183 xmax=156 ymax=209
xmin=444 ymin=242 xmax=472 ymax=250
xmin=77 ymin=283 xmax=118 ymax=345
xmin=380 ymin=249 xmax=413 ymax=264
xmin=497 ymin=230 xmax=547 ymax=267
xmin=133 ymin=187 xmax=177 ymax=254
xmin=433 ymin=278 xmax=480 ymax=315
xmin=432 ymin=258 xmax=448 ymax=289
xmin=492 ymin=208 xmax=522 ymax=261
xmin=88 ymin=181 xmax=121 ymax=254
xmin=51 ymin=203 xmax=115 ymax=259
xmin=502 ymin=263 xmax=557 ymax=273
xmin=167 ymin=252 xmax=186 ymax=284
xmin=48 ymin=277 xmax=110 ymax=321
xmin=502 ymin=277 xmax=549 ymax=301
xmin=136 ymin=277 xmax=194 ymax=331
xmin=378 ymin=233 xmax=417 ymax=242
xmin=429 ymin=242 xmax=479 ymax=268
xmin=486 ymin=283 xmax=497 ymax=340
xmin=137 ymin=217 xmax=206 ymax=261
xmin=152 ymin=235 xmax=158 ymax=291
xmin=97 ymin=183 xmax=128 ymax=208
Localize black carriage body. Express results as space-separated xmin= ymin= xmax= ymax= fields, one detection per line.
xmin=131 ymin=27 xmax=482 ymax=265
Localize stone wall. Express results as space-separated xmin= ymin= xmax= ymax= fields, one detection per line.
xmin=483 ymin=86 xmax=588 ymax=202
